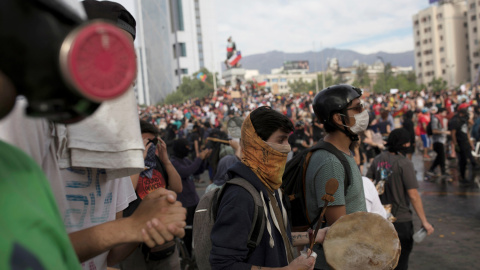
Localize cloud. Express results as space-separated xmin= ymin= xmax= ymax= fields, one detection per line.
xmin=216 ymin=0 xmax=430 ymax=57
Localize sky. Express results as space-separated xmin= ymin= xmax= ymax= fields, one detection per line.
xmin=115 ymin=0 xmax=432 ymax=56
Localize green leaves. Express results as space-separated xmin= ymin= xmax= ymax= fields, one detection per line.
xmin=163 ymin=67 xmax=216 ymax=105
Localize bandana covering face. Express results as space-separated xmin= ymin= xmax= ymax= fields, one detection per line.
xmin=241 ymin=114 xmax=288 ymax=191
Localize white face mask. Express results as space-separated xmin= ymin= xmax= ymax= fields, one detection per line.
xmin=266 ymin=142 xmax=291 ymax=153
xmin=340 ymin=109 xmax=370 ymax=134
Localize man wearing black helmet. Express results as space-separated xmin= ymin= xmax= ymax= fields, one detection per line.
xmin=305 ymin=84 xmax=368 ymax=270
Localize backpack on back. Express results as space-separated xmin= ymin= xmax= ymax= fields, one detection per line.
xmin=193 ymin=178 xmax=265 ymax=270
xmin=426 ymin=115 xmax=440 ymax=136
xmin=281 ymin=140 xmax=352 ymax=232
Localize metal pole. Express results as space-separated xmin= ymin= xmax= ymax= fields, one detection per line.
xmin=212 ymin=43 xmax=217 ymax=96
xmin=377 ymin=56 xmax=386 ymax=92
xmin=321 ymin=42 xmax=325 ymax=90
xmin=313 ymin=42 xmax=319 ymax=94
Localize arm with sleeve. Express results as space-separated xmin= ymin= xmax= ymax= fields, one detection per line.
xmin=210 ymin=185 xmax=254 ymax=270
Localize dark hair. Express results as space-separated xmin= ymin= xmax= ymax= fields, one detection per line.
xmin=250 ymin=106 xmax=294 ymax=141
xmin=140 ymin=120 xmax=159 ymax=136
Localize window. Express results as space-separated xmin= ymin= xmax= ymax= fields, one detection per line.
xmin=272 ymin=78 xmax=278 ymax=83
xmin=414 ymin=20 xmax=419 ymax=26
xmin=442 ymin=69 xmax=446 ymax=75
xmin=440 ymin=47 xmax=444 ymax=52
xmin=417 ymin=52 xmax=421 ymax=57
xmin=170 ymin=0 xmax=185 ymax=32
xmin=438 ymin=24 xmax=443 ymax=30
xmin=474 ymin=52 xmax=480 ymax=57
xmin=476 ymin=39 xmax=479 ymax=45
xmin=437 ymin=13 xmax=442 ymax=19
xmin=417 ymin=30 xmax=420 ymax=36
xmin=175 ymin=68 xmax=188 ymax=75
xmin=441 ymin=58 xmax=445 ymax=63
xmin=464 ymin=22 xmax=468 ymax=28
xmin=280 ymin=78 xmax=287 ymax=82
xmin=418 ymin=62 xmax=422 ymax=67
xmin=475 ymin=27 xmax=478 ymax=33
xmin=472 ymin=15 xmax=477 ymax=21
xmin=423 ymin=39 xmax=428 ymax=44
xmin=418 ymin=73 xmax=422 ymax=78
xmin=440 ymin=35 xmax=443 ymax=41
xmin=416 ymin=41 xmax=421 ymax=46
xmin=173 ymin=43 xmax=186 ymax=58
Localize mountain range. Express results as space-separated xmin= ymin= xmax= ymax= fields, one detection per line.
xmin=226 ymin=48 xmax=415 ymax=74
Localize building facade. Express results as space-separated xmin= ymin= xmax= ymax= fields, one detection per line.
xmin=467 ymin=0 xmax=480 ymax=84
xmin=412 ymin=0 xmax=469 ymax=88
xmin=135 ymin=0 xmax=218 ymax=105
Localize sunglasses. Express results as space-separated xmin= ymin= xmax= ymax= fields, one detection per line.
xmin=346 ymin=102 xmax=365 ymax=113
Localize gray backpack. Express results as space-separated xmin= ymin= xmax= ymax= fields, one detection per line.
xmin=193 ymin=178 xmax=266 ymax=270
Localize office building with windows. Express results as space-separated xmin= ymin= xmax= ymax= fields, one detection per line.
xmin=135 ymin=0 xmax=218 ymax=105
xmin=467 ymin=0 xmax=480 ymax=84
xmin=412 ymin=0 xmax=469 ymax=88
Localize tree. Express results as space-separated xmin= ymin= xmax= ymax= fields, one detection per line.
xmin=430 ymin=77 xmax=447 ymax=92
xmin=288 ymin=78 xmax=315 ymax=93
xmin=317 ymin=73 xmax=334 ymax=89
xmin=352 ymin=65 xmax=371 ymax=88
xmin=373 ymin=71 xmax=421 ymax=93
xmin=163 ymin=67 xmax=216 ymax=104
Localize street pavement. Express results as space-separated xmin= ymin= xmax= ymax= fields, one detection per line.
xmin=195 ymin=151 xmax=480 ymax=270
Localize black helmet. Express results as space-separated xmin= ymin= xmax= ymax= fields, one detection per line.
xmin=313 ymin=84 xmax=362 ymax=123
xmin=312 ymin=84 xmax=362 ymax=141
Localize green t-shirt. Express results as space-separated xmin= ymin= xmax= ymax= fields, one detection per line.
xmin=0 ymin=141 xmax=81 ymax=270
xmin=305 ymin=149 xmax=367 ymax=270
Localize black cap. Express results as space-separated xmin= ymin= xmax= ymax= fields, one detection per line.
xmin=386 ymin=128 xmax=410 ymax=153
xmin=81 ymin=0 xmax=136 ymax=40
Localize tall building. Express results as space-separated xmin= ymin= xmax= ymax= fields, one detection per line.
xmin=135 ymin=0 xmax=218 ymax=105
xmin=412 ymin=0 xmax=469 ymax=88
xmin=467 ymin=0 xmax=480 ymax=84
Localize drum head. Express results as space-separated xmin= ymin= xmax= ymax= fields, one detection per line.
xmin=323 ymin=212 xmax=401 ymax=270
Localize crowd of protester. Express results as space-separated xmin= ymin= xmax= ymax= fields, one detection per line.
xmin=140 ymin=87 xmax=480 ymax=184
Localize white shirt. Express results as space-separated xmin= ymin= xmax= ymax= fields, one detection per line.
xmin=362 ymin=177 xmax=387 ymax=219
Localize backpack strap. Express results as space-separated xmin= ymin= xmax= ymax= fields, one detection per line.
xmin=301 ymin=140 xmax=353 ymax=226
xmin=215 ymin=177 xmax=265 ymax=258
xmin=314 ymin=140 xmax=352 ymax=196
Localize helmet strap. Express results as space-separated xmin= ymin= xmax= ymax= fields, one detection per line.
xmin=339 ymin=115 xmax=359 ymax=142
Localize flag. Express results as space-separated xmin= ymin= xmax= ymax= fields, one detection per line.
xmin=257 ymin=81 xmax=267 ymax=86
xmin=196 ymin=72 xmax=207 ymax=82
xmin=429 ymin=0 xmax=438 ymax=3
xmin=228 ymin=51 xmax=242 ymax=67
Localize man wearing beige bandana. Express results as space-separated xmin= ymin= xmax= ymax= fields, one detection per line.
xmin=210 ymin=106 xmax=327 ymax=270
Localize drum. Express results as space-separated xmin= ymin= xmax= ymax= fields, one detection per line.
xmin=323 ymin=212 xmax=401 ymax=270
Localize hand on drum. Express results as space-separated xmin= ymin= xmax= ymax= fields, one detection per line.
xmin=422 ymin=221 xmax=435 ymax=235
xmin=314 ymin=227 xmax=329 ymax=244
